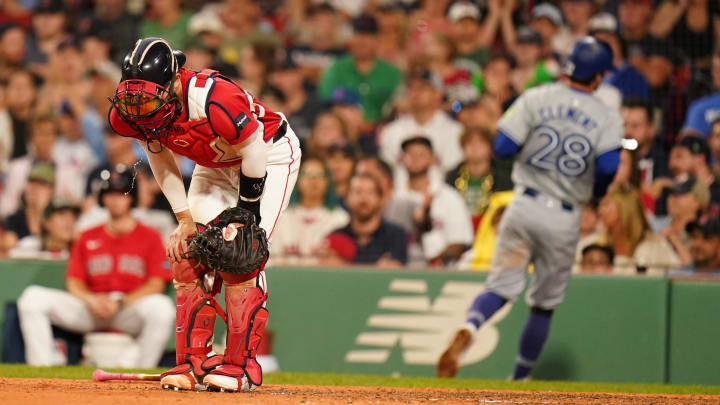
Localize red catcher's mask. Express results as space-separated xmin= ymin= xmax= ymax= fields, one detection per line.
xmin=109 ymin=79 xmax=181 ymax=151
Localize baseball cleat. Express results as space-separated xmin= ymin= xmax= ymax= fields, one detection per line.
xmin=160 ymin=373 xmax=195 ymax=391
xmin=204 ymin=374 xmax=254 ymax=393
xmin=437 ymin=328 xmax=473 ymax=378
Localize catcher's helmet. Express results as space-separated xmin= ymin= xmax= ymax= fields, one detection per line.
xmin=109 ymin=38 xmax=187 ymax=150
xmin=98 ymin=164 xmax=138 ymax=207
xmin=562 ymin=36 xmax=614 ymax=82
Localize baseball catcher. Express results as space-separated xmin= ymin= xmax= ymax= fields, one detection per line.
xmin=108 ymin=37 xmax=301 ymax=392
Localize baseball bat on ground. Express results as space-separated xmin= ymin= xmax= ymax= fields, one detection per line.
xmin=93 ymin=368 xmax=161 ymax=382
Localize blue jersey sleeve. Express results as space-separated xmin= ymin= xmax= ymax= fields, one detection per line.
xmin=593 ymin=148 xmax=620 ymax=197
xmin=494 ymin=131 xmax=521 ymax=159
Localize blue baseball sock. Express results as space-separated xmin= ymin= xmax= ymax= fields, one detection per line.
xmin=512 ymin=307 xmax=553 ymax=380
xmin=465 ymin=291 xmax=507 ymax=331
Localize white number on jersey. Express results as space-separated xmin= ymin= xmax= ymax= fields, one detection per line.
xmin=527 ymin=125 xmax=593 ymax=177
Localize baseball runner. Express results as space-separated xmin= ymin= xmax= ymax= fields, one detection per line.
xmin=108 ymin=38 xmax=301 ymax=392
xmin=438 ymin=37 xmax=622 ymax=380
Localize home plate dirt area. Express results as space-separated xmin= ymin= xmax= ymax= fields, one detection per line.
xmin=1 ymin=378 xmax=719 ymax=405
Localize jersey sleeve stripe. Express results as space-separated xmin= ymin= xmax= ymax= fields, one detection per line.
xmin=496 ymin=125 xmax=525 ymax=145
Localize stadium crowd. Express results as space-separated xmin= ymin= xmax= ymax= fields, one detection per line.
xmin=1 ymin=0 xmax=720 ymax=276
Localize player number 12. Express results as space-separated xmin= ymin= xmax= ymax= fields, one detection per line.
xmin=527 ymin=126 xmax=592 ymax=177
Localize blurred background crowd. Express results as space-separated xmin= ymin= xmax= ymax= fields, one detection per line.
xmin=2 ymin=0 xmax=720 ymax=276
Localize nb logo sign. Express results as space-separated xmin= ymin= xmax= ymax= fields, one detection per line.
xmin=345 ymin=279 xmax=510 ymax=366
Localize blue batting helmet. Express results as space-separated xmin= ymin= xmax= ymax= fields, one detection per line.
xmin=562 ymin=37 xmax=614 ymax=81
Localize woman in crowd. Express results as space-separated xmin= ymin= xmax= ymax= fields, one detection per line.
xmin=270 ymin=157 xmax=349 ymax=265
xmin=578 ymin=183 xmax=652 ymax=274
xmin=306 ymin=111 xmax=352 ymax=159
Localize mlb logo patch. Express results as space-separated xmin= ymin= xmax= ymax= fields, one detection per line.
xmin=235 ymin=112 xmax=250 ymax=130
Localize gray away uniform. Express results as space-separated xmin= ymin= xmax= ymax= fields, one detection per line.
xmin=489 ymin=82 xmax=623 ymax=308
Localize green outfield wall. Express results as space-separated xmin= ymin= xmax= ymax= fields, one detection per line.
xmin=667 ymin=280 xmax=720 ymax=385
xmin=0 ymin=260 xmax=717 ymax=384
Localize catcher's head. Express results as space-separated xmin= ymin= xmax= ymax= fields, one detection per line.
xmin=110 ymin=37 xmax=186 ymax=148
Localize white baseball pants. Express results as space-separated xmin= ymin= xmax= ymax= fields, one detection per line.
xmin=17 ymin=285 xmax=174 ymax=367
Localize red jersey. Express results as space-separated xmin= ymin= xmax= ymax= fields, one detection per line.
xmin=67 ymin=222 xmax=171 ymax=293
xmin=109 ymin=68 xmax=285 ymax=168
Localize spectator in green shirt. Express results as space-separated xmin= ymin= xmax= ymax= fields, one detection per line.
xmin=318 ymin=14 xmax=402 ymax=124
xmin=139 ymin=0 xmax=192 ymax=49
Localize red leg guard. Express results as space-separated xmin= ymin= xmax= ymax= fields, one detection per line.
xmin=173 ymin=281 xmax=216 ymax=365
xmin=160 ymin=261 xmax=221 ymax=388
xmin=208 ymin=284 xmax=268 ymax=388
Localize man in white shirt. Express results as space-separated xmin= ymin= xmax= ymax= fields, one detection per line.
xmin=53 ymin=102 xmax=101 ymax=202
xmin=9 ymin=199 xmax=79 ymax=260
xmin=270 ymin=157 xmax=348 ymax=265
xmin=379 ymin=68 xmax=463 ymax=175
xmin=393 ymin=136 xmax=474 ymax=267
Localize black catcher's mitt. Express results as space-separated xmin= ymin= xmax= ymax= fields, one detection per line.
xmin=185 ymin=207 xmax=269 ymax=274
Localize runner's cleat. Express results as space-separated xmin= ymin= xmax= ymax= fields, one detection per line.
xmin=437 ymin=328 xmax=473 ymax=378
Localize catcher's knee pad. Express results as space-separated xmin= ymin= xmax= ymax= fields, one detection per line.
xmin=171 ymin=259 xmax=205 ymax=283
xmin=219 ymin=269 xmax=261 ymax=285
xmin=221 ymin=284 xmax=268 ymax=386
xmin=174 ymin=281 xmax=217 ymax=368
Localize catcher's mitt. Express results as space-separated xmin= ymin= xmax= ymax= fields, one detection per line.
xmin=185 ymin=207 xmax=269 ymax=274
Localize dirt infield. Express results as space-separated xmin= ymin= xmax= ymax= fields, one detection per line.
xmin=1 ymin=377 xmax=718 ymax=405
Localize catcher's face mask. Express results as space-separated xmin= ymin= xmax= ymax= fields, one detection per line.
xmin=109 ymin=79 xmax=181 ymax=151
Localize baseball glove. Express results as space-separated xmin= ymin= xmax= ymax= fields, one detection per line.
xmin=185 ymin=207 xmax=269 ymax=274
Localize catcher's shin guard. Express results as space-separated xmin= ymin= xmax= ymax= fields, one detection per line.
xmin=160 ymin=279 xmax=218 ymax=390
xmin=204 ymin=283 xmax=268 ymax=392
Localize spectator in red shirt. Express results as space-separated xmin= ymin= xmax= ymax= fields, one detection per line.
xmin=17 ymin=166 xmax=174 ymax=367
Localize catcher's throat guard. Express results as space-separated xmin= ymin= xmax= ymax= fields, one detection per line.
xmin=108 ymin=79 xmax=181 ymax=152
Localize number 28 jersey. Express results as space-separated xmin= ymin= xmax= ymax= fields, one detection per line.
xmin=497 ymin=82 xmax=623 ymax=206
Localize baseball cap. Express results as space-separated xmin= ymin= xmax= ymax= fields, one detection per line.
xmin=532 ymin=4 xmax=563 ymax=27
xmin=352 ymin=14 xmax=379 ymax=34
xmin=327 ymin=142 xmax=360 ymax=160
xmin=185 ymin=36 xmax=211 ymax=52
xmin=273 ymin=55 xmax=299 ymax=72
xmin=447 ymin=2 xmax=481 ymax=23
xmin=57 ymin=36 xmax=81 ymax=52
xmin=0 ymin=23 xmax=21 ymax=38
xmin=677 ymin=135 xmax=711 ymax=163
xmin=589 ymin=13 xmax=618 ymax=34
xmin=76 ymin=18 xmax=113 ymax=43
xmin=188 ymin=8 xmax=224 ymax=36
xmin=35 ymin=0 xmax=65 ymax=14
xmin=620 ymin=0 xmax=652 ymax=5
xmin=27 ymin=163 xmax=55 ymax=185
xmin=686 ymin=218 xmax=720 ymax=238
xmin=668 ymin=176 xmax=710 ymax=208
xmin=516 ymin=26 xmax=543 ymax=45
xmin=307 ymin=2 xmax=335 ymax=15
xmin=401 ymin=136 xmax=433 ymax=152
xmin=407 ymin=68 xmax=444 ymax=91
xmin=43 ymin=198 xmax=80 ymax=219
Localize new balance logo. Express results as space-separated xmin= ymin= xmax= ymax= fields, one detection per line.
xmin=345 ymin=279 xmax=510 ymax=366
